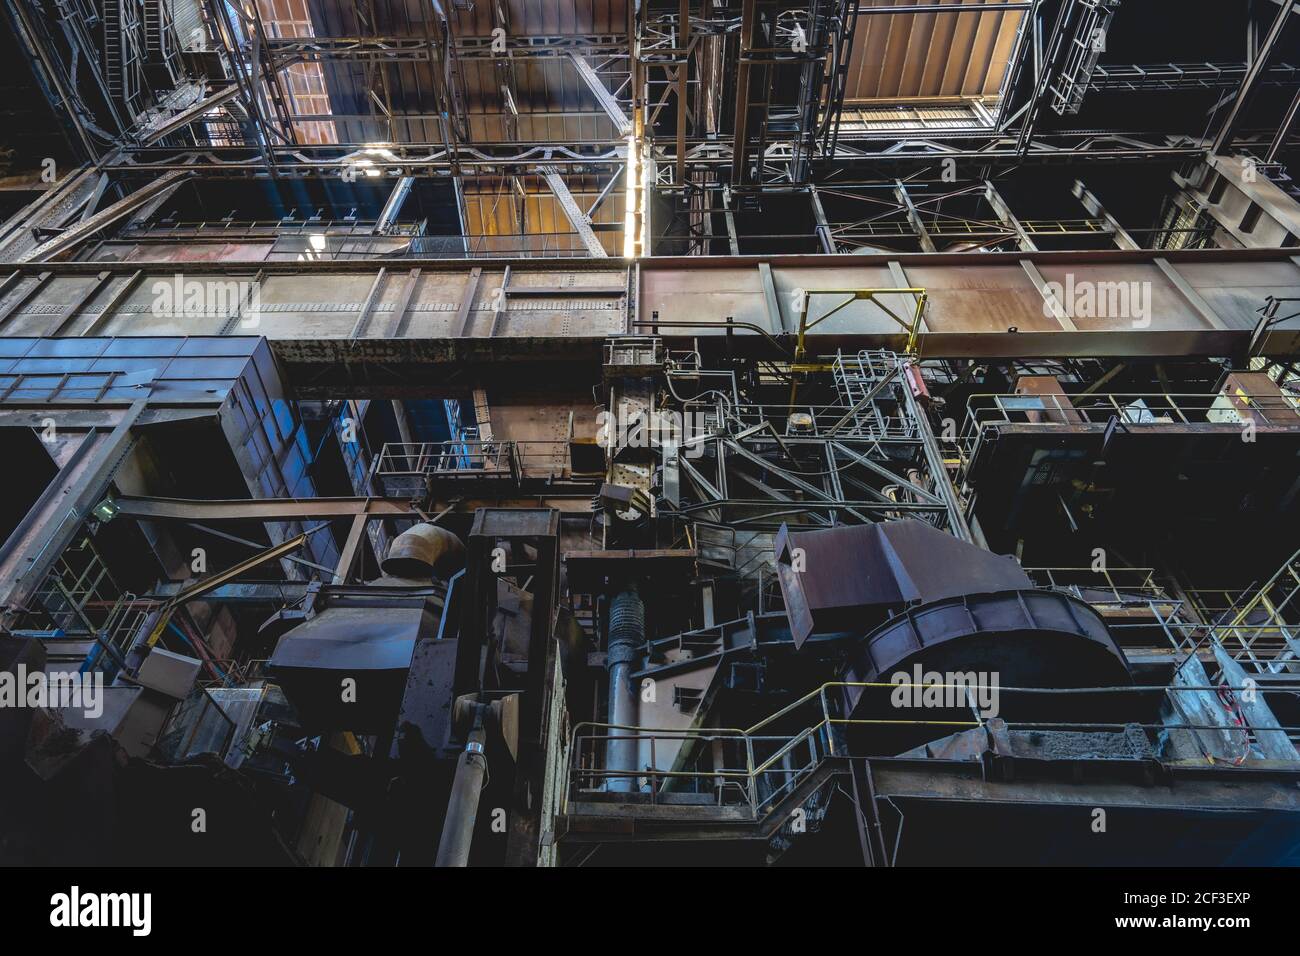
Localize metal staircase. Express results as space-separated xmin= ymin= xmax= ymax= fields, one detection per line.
xmin=559 ymin=683 xmax=859 ymax=856
xmin=831 ymin=350 xmax=899 ymax=437
xmin=1050 ymin=0 xmax=1123 ymax=115
xmin=142 ymin=0 xmax=182 ymax=87
xmin=1220 ymin=546 xmax=1300 ymax=675
xmin=561 ymin=719 xmax=842 ymax=854
xmin=103 ymin=0 xmax=125 ymax=103
xmin=102 ymin=0 xmax=147 ymax=114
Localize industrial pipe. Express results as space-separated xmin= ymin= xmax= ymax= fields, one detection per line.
xmin=605 ymin=585 xmax=644 ymax=792
xmin=382 ymin=523 xmax=467 ymax=581
xmin=435 ymin=700 xmax=489 ymax=867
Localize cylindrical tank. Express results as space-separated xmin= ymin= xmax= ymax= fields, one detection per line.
xmin=381 ymin=523 xmax=466 ymax=581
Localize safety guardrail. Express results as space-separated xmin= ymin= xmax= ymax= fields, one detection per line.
xmin=965 ymin=390 xmax=1300 ymax=432
xmin=564 ymin=675 xmax=1300 ymax=821
xmin=375 ymin=439 xmax=575 ymax=483
xmin=1024 ymin=566 xmax=1169 ymax=605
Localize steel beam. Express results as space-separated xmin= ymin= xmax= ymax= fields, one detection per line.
xmin=1267 ymin=83 xmax=1300 ymax=162
xmin=1072 ymin=180 xmax=1139 ymax=249
xmin=538 ymin=166 xmax=609 ymax=257
xmin=137 ymin=85 xmax=241 ymax=146
xmin=568 ymin=53 xmax=632 ymax=135
xmin=810 ymin=185 xmax=835 ymax=254
xmin=868 ymin=759 xmax=1300 ymax=811
xmin=0 ymin=401 xmax=146 ymax=614
xmin=18 ymin=171 xmax=190 ymax=263
xmin=894 ymin=180 xmax=937 ymax=252
xmin=983 ymin=181 xmax=1037 ymax=251
xmin=731 ymin=0 xmax=757 ymax=186
xmin=375 ymin=177 xmax=414 ymax=234
xmin=106 ymin=137 xmax=1205 ymax=179
xmin=113 ymin=496 xmax=418 ymax=522
xmin=2 ymin=249 xmax=1296 ymax=360
xmin=1213 ymin=0 xmax=1298 ymax=155
xmin=2 ymin=0 xmax=103 ymax=159
xmin=1016 ymin=0 xmax=1080 ymax=158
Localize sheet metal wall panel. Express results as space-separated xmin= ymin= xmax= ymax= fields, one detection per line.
xmin=0 ymin=334 xmax=336 ymax=569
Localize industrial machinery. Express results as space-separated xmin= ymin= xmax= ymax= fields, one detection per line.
xmin=1 ymin=0 xmax=1299 ymax=874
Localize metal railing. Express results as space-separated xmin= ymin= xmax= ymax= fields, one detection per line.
xmin=1221 ymin=546 xmax=1300 ymax=673
xmin=1181 ymin=588 xmax=1250 ymax=619
xmin=20 ymin=535 xmax=161 ymax=671
xmin=834 ymin=218 xmax=1108 ymax=238
xmin=960 ymin=390 xmax=1300 ymax=461
xmin=378 ymin=440 xmax=517 ymax=479
xmin=1024 ymin=566 xmax=1170 ymax=606
xmin=1136 ymin=549 xmax=1300 ymax=674
xmin=793 ymin=301 xmax=927 ymax=376
xmin=121 ymin=218 xmax=420 ymax=239
xmin=568 ymin=715 xmax=833 ymax=819
xmin=966 ymin=391 xmax=1300 ymax=431
xmin=674 ymin=360 xmax=918 ymax=441
xmin=375 ymin=439 xmax=576 ymax=484
xmin=715 ymin=402 xmax=920 ymax=440
xmin=1150 ymin=605 xmax=1297 ymax=679
xmin=1199 ymin=624 xmax=1299 ymax=675
xmin=565 ymin=676 xmax=1300 ymax=819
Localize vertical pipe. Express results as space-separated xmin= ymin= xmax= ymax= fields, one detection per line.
xmin=435 ymin=723 xmax=488 ymax=867
xmin=900 ymin=363 xmax=974 ymax=544
xmin=605 ymin=585 xmax=644 ymax=792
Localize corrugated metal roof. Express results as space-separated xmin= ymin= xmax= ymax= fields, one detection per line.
xmin=846 ymin=0 xmax=1025 ymax=101
xmin=449 ymin=1 xmax=627 ymax=37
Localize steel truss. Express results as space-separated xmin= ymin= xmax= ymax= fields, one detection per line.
xmin=4 ymin=0 xmax=1299 ymax=263
xmin=661 ymin=352 xmax=969 ymax=546
xmin=105 ymin=129 xmax=1205 ymax=177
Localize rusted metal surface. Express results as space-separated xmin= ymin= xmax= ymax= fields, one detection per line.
xmin=0 ymin=251 xmax=1297 ymax=358
xmin=381 ymin=524 xmax=467 ymax=581
xmin=640 ymin=253 xmax=1300 ymax=356
xmin=838 ymin=588 xmax=1133 ymax=755
xmin=775 ymin=519 xmax=1031 ymax=647
xmin=845 ymin=3 xmax=1026 ymax=101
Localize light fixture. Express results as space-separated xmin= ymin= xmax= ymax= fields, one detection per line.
xmin=623 ymin=132 xmax=640 ymax=259
xmin=92 ymin=495 xmax=119 ymax=523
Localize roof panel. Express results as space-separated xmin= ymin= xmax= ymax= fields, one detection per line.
xmin=848 ymin=0 xmax=1025 ymax=101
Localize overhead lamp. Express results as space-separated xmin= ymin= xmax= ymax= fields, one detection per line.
xmin=623 ymin=132 xmax=641 ymax=259
xmin=92 ymin=495 xmax=119 ymax=523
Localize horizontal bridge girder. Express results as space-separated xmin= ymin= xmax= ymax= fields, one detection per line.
xmin=0 ymin=251 xmax=1296 ymax=369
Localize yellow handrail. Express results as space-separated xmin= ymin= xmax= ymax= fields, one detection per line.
xmin=787 ymin=288 xmax=928 ymax=407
